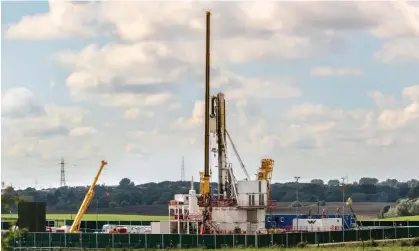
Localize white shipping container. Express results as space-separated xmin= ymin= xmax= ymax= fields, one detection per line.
xmin=151 ymin=221 xmax=170 ymax=234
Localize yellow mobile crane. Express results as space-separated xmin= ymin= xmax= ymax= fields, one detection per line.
xmin=69 ymin=160 xmax=108 ymax=233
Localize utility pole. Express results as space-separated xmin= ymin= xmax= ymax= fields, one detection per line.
xmin=341 ymin=176 xmax=346 ymax=241
xmin=181 ymin=156 xmax=186 ymax=182
xmin=341 ymin=176 xmax=346 ymax=214
xmin=294 ymin=176 xmax=301 ymax=202
xmin=294 ymin=176 xmax=301 ymax=214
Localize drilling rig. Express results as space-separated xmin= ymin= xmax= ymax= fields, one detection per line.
xmin=197 ymin=10 xmax=275 ymax=235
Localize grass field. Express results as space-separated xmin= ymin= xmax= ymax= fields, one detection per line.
xmin=264 ymin=248 xmax=415 ymax=251
xmin=380 ymin=216 xmax=419 ymax=221
xmin=35 ymin=248 xmax=419 ymax=251
xmin=2 ymin=214 xmax=168 ymax=221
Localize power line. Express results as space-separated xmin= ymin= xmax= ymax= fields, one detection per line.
xmin=57 ymin=158 xmax=76 ymax=187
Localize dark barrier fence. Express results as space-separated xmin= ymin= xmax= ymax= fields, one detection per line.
xmin=357 ymin=221 xmax=419 ymax=227
xmin=8 ymin=226 xmax=419 ymax=249
xmin=63 ymin=220 xmax=152 ymax=232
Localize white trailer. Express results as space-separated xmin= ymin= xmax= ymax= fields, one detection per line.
xmin=292 ymin=218 xmax=343 ymax=232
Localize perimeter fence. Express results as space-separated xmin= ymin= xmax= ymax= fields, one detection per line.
xmin=8 ymin=226 xmax=419 ymax=249
xmin=357 ymin=220 xmax=419 ymax=227
xmin=1 ymin=221 xmax=56 ymax=230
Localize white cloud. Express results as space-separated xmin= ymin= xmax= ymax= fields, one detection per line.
xmin=126 ymin=130 xmax=147 ymax=139
xmin=6 ymin=0 xmax=96 ymax=39
xmin=213 ymin=71 xmax=301 ymax=102
xmin=123 ymin=108 xmax=154 ymax=120
xmin=403 ymin=85 xmax=419 ymax=102
xmin=377 ymin=85 xmax=419 ymax=130
xmin=9 ymin=1 xmax=418 ymax=40
xmin=368 ymin=91 xmax=396 ymax=110
xmin=308 ymin=122 xmax=336 ymax=134
xmin=69 ymin=126 xmax=97 ymax=137
xmin=366 ymin=136 xmax=394 ymax=147
xmin=357 ymin=1 xmax=419 ymax=38
xmin=285 ymin=86 xmax=419 ymax=144
xmin=287 ymin=103 xmax=345 ymax=122
xmin=378 ymin=103 xmax=419 ymax=130
xmin=125 ymin=143 xmax=146 ymax=156
xmin=2 ymin=87 xmax=92 ymax=150
xmin=310 ymin=67 xmax=362 ymax=77
xmin=375 ymin=38 xmax=419 ymax=63
xmin=55 ymin=42 xmax=185 ymax=108
xmin=1 ymin=87 xmax=43 ymax=118
xmin=7 ymin=143 xmax=36 ymax=158
xmin=125 ymin=129 xmax=193 ymax=151
xmin=176 ymin=100 xmax=204 ymax=130
xmin=10 ymin=1 xmax=418 ymax=68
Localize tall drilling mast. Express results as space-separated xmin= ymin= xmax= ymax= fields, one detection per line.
xmin=215 ymin=93 xmax=229 ymax=197
xmin=199 ymin=10 xmax=211 ymax=233
xmin=199 ymin=10 xmax=212 ymax=234
xmin=202 ymin=10 xmax=211 ymax=197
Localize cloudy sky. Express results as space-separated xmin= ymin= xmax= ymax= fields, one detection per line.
xmin=1 ymin=0 xmax=419 ymax=189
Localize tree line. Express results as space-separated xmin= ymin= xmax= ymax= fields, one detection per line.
xmin=1 ymin=177 xmax=418 ymax=213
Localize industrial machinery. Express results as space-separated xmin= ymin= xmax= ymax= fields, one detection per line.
xmin=346 ymin=197 xmax=361 ymax=227
xmin=69 ymin=160 xmax=108 ymax=233
xmin=154 ymin=10 xmax=275 ymax=236
xmin=257 ymin=159 xmax=274 ymax=212
xmin=98 ymin=224 xmax=151 ymax=234
xmin=194 ymin=10 xmax=273 ymax=235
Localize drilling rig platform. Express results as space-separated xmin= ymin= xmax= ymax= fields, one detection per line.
xmin=150 ymin=10 xmax=276 ymax=235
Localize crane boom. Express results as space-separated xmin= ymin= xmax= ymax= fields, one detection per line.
xmin=69 ymin=160 xmax=108 ymax=233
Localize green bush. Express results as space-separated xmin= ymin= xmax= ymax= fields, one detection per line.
xmin=296 ymin=241 xmax=308 ymax=248
xmin=366 ymin=239 xmax=379 ymax=247
xmin=411 ymin=237 xmax=419 ymax=246
xmin=400 ymin=240 xmax=410 ymax=246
